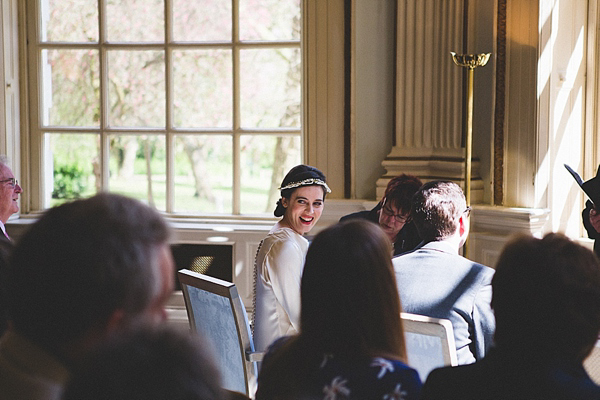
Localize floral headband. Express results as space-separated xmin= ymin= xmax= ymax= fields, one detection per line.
xmin=279 ymin=178 xmax=331 ymax=194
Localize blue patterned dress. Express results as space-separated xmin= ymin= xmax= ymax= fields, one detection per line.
xmin=256 ymin=338 xmax=422 ymax=400
xmin=313 ymin=354 xmax=422 ymax=400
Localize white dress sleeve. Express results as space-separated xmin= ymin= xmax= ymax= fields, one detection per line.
xmin=261 ymin=236 xmax=305 ymax=331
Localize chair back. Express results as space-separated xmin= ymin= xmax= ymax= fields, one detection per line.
xmin=401 ymin=312 xmax=458 ymax=381
xmin=178 ymin=269 xmax=261 ymax=397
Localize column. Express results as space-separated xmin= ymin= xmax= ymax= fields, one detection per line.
xmin=377 ymin=0 xmax=483 ymax=201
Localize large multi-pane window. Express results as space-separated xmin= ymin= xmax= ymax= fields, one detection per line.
xmin=30 ymin=0 xmax=302 ymax=215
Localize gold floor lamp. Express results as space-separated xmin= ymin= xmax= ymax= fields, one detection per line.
xmin=450 ymin=52 xmax=491 ymax=256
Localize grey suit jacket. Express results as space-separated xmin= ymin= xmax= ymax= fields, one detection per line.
xmin=392 ymin=241 xmax=495 ymax=365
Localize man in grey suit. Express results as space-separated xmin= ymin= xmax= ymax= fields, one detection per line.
xmin=393 ymin=180 xmax=495 ymax=365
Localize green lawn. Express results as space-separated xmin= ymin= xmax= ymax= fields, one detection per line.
xmin=50 ymin=173 xmax=273 ymax=215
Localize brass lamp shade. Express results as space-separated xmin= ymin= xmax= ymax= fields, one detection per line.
xmin=451 ymin=52 xmax=491 ymax=69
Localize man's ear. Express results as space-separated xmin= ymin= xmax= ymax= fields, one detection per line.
xmin=459 ymin=214 xmax=466 ymax=236
xmin=458 ymin=213 xmax=470 ymax=241
xmin=281 ymin=197 xmax=289 ymax=208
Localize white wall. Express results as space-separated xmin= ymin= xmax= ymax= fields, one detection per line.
xmin=470 ymin=0 xmax=496 ymax=205
xmin=541 ymin=0 xmax=588 ymax=237
xmin=353 ymin=0 xmax=396 ymax=200
xmin=353 ymin=1 xmax=496 ymax=204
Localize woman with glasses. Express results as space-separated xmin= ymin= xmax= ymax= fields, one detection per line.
xmin=252 ymin=165 xmax=330 ymax=354
xmin=340 ymin=174 xmax=423 ymax=256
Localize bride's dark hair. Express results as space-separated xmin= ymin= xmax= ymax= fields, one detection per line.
xmin=273 ymin=164 xmax=328 ymax=217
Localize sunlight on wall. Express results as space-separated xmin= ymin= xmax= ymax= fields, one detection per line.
xmin=542 ymin=1 xmax=588 ymax=236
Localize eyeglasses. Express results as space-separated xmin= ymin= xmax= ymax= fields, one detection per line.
xmin=0 ymin=178 xmax=19 ymax=188
xmin=381 ymin=205 xmax=410 ymax=224
xmin=463 ymin=206 xmax=472 ymax=217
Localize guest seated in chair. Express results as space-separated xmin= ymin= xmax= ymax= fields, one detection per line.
xmin=422 ymin=233 xmax=600 ymax=399
xmin=392 ymin=180 xmax=495 ymax=365
xmin=252 ymin=165 xmax=330 ymax=353
xmin=0 ymin=155 xmax=23 ymax=242
xmin=0 ymin=194 xmax=174 ymax=400
xmin=583 ymin=199 xmax=600 ymax=257
xmin=255 ymin=220 xmax=422 ymax=400
xmin=341 ymin=174 xmax=423 ymax=256
xmin=580 ymin=164 xmax=600 ymax=257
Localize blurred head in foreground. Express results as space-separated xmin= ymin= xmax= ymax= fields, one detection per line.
xmin=63 ymin=324 xmax=223 ymax=400
xmin=492 ymin=232 xmax=600 ymax=363
xmin=6 ymin=193 xmax=174 ymax=363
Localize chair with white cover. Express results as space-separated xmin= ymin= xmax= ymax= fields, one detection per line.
xmin=178 ymin=269 xmax=264 ymax=398
xmin=401 ymin=312 xmax=458 ymax=382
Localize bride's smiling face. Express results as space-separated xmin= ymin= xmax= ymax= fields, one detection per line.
xmin=281 ymin=186 xmax=325 ymax=235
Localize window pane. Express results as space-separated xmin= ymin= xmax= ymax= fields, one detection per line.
xmin=107 ymin=50 xmax=165 ymax=127
xmin=106 ymin=0 xmax=164 ymax=42
xmin=173 ymin=0 xmax=231 ymax=42
xmin=45 ymin=133 xmax=100 ymax=207
xmin=34 ymin=0 xmax=304 ymax=216
xmin=41 ymin=49 xmax=100 ymax=127
xmin=240 ymin=48 xmax=301 ymax=128
xmin=240 ymin=135 xmax=301 ymax=214
xmin=40 ymin=0 xmax=98 ymax=42
xmin=109 ymin=135 xmax=166 ymax=210
xmin=174 ymin=135 xmax=232 ymax=214
xmin=173 ymin=50 xmax=232 ymax=128
xmin=239 ymin=0 xmax=301 ymax=41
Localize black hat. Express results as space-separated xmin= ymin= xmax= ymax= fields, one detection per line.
xmin=565 ymin=164 xmax=600 ymax=206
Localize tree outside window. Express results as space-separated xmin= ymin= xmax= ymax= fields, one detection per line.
xmin=35 ymin=0 xmax=302 ymax=215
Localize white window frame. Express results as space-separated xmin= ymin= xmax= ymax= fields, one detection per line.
xmin=3 ymin=0 xmax=345 ymax=220
xmin=22 ymin=0 xmax=304 ymax=216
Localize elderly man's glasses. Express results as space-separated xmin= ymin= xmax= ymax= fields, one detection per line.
xmin=381 ymin=205 xmax=410 ymax=224
xmin=0 ymin=178 xmax=18 ymax=188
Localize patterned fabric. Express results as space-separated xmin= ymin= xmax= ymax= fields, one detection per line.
xmin=315 ymin=355 xmax=422 ymax=400
xmin=256 ymin=338 xmax=422 ymax=400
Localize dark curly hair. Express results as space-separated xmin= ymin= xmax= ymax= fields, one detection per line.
xmin=382 ymin=174 xmax=423 ymax=214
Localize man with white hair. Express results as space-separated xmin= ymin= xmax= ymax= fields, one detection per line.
xmin=0 ymin=156 xmax=22 ymax=240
